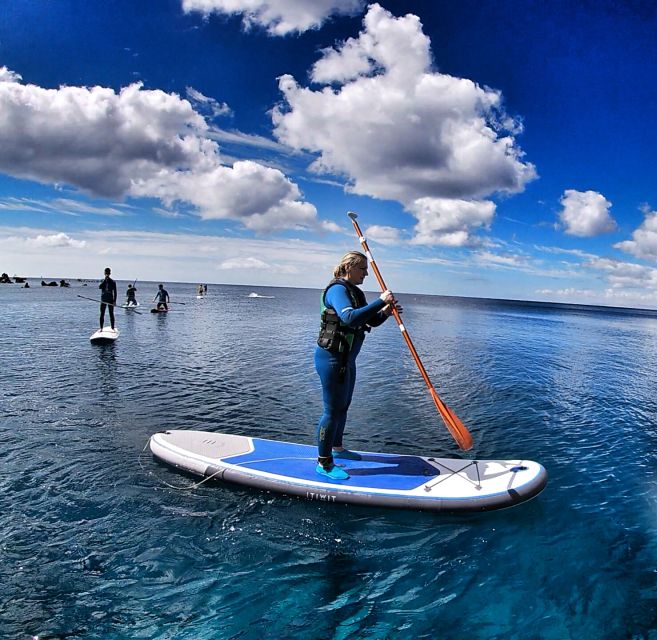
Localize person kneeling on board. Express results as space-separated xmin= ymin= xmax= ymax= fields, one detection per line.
xmin=126 ymin=283 xmax=138 ymax=306
xmin=99 ymin=267 xmax=117 ymax=330
xmin=315 ymin=251 xmax=399 ymax=480
xmin=153 ymin=283 xmax=170 ymax=311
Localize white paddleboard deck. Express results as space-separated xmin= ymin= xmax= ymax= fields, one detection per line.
xmin=90 ymin=327 xmax=119 ymax=343
xmin=150 ymin=430 xmax=547 ymax=512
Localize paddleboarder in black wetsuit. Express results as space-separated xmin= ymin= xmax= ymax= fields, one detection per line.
xmin=153 ymin=284 xmax=170 ymax=310
xmin=99 ymin=267 xmax=117 ymax=330
xmin=126 ymin=283 xmax=138 ymax=306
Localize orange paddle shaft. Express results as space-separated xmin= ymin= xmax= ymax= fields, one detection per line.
xmin=347 ymin=211 xmax=474 ymax=451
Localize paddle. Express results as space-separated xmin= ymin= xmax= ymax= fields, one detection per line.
xmin=77 ymin=294 xmax=143 ymax=314
xmin=347 ymin=211 xmax=474 ymax=451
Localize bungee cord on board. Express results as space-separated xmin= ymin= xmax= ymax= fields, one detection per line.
xmin=138 ymin=438 xmax=224 ymax=491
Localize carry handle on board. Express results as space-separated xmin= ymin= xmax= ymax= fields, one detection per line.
xmin=347 ymin=211 xmax=474 ymax=451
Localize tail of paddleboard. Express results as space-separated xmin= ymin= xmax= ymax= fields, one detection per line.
xmin=90 ymin=327 xmax=119 ymax=343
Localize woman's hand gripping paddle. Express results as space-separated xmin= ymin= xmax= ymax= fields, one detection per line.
xmin=347 ymin=211 xmax=474 ymax=451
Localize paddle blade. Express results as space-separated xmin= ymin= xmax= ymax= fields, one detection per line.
xmin=430 ymin=389 xmax=474 ymax=451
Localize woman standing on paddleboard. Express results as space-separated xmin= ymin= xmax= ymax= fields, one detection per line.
xmin=315 ymin=251 xmax=398 ymax=480
xmin=99 ymin=267 xmax=117 ymax=330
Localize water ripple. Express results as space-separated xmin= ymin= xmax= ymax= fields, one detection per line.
xmin=1 ymin=284 xmax=657 ymax=638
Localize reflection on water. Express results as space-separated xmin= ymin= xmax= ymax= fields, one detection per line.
xmin=1 ymin=282 xmax=656 ymax=638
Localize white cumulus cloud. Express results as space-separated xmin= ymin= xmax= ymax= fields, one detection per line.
xmin=0 ymin=67 xmax=22 ymax=83
xmin=615 ymin=206 xmax=657 ymax=262
xmin=217 ymin=255 xmax=298 ymax=272
xmin=558 ymin=189 xmax=616 ymax=237
xmin=219 ymin=256 xmax=270 ymax=270
xmin=0 ymin=74 xmax=208 ymax=199
xmin=0 ymin=67 xmax=317 ymax=233
xmin=409 ymin=198 xmax=496 ymax=246
xmin=585 ymin=255 xmax=657 ymax=289
xmin=25 ymin=232 xmax=86 ymax=249
xmin=365 ymin=224 xmax=403 ymax=245
xmin=130 ymin=159 xmax=318 ymax=232
xmin=272 ymin=4 xmax=536 ymax=246
xmin=181 ymin=0 xmax=364 ymax=35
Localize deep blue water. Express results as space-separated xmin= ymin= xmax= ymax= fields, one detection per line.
xmin=1 ymin=281 xmax=657 ymax=639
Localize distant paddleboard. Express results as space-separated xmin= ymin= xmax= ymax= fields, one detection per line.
xmin=248 ymin=292 xmax=274 ymax=298
xmin=150 ymin=430 xmax=547 ymax=512
xmin=90 ymin=327 xmax=119 ymax=344
xmin=150 ymin=307 xmax=168 ymax=314
xmin=124 ymin=301 xmax=140 ymax=309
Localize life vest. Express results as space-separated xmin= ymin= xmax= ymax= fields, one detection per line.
xmin=317 ymin=278 xmax=368 ymax=353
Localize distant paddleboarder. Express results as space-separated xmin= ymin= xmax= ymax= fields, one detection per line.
xmin=99 ymin=267 xmax=117 ymax=330
xmin=153 ymin=283 xmax=170 ymax=311
xmin=126 ymin=283 xmax=138 ymax=307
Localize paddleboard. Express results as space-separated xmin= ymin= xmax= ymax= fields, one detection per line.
xmin=124 ymin=301 xmax=140 ymax=309
xmin=90 ymin=327 xmax=119 ymax=344
xmin=150 ymin=307 xmax=168 ymax=314
xmin=149 ymin=430 xmax=547 ymax=512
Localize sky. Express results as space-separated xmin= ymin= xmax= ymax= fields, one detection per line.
xmin=1 ymin=0 xmax=657 ymax=307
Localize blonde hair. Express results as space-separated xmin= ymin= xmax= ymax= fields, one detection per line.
xmin=333 ymin=251 xmax=367 ymax=278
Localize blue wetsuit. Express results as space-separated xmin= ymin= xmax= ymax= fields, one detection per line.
xmin=315 ymin=282 xmax=389 ymax=459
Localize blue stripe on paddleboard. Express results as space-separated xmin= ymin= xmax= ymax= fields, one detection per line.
xmin=223 ymin=438 xmax=439 ymax=491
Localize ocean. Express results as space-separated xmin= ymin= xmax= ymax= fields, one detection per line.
xmin=1 ymin=280 xmax=656 ymax=639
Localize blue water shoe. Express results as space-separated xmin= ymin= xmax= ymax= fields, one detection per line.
xmin=316 ymin=464 xmax=349 ymax=480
